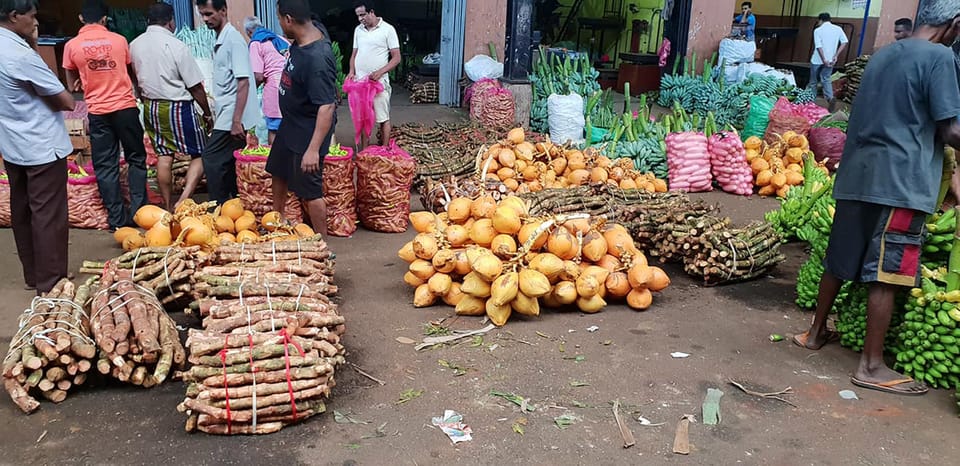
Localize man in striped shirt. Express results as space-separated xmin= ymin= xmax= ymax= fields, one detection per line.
xmin=130 ymin=2 xmax=212 ymax=210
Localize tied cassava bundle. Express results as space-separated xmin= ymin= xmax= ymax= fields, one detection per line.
xmin=3 ymin=278 xmax=96 ymax=413
xmin=91 ymin=265 xmax=186 ymax=387
xmin=178 ymin=238 xmax=345 ymax=435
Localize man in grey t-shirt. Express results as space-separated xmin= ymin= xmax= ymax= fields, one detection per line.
xmin=795 ymin=2 xmax=960 ymax=397
xmin=196 ymin=0 xmax=261 ymax=205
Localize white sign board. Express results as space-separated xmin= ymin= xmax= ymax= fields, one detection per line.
xmin=852 ymin=0 xmax=868 ymax=9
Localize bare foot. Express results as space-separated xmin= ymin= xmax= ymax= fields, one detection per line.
xmin=852 ymin=364 xmax=927 ymax=395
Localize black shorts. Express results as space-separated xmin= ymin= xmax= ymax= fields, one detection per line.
xmin=824 ymin=200 xmax=926 ymax=287
xmin=264 ymin=137 xmax=331 ymax=201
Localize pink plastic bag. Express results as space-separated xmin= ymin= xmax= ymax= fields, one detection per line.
xmin=342 ymin=78 xmax=385 ymax=145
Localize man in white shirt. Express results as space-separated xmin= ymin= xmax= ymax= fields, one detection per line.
xmin=808 ymin=12 xmax=848 ymax=111
xmin=347 ymin=1 xmax=401 ymax=149
xmin=131 ymin=2 xmax=212 ymax=210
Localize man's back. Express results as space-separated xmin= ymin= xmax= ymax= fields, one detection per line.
xmin=63 ymin=24 xmax=136 ymax=114
xmin=130 ymin=25 xmax=203 ymax=102
xmin=833 ymin=39 xmax=960 ymax=214
xmin=811 ymin=22 xmax=847 ymax=64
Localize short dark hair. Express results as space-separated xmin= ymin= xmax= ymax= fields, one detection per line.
xmin=741 ymin=2 xmax=752 ymax=8
xmin=818 ymin=12 xmax=831 ymax=22
xmin=353 ymin=1 xmax=375 ymax=12
xmin=0 ymin=0 xmax=38 ymax=22
xmin=196 ymin=0 xmax=227 ymax=10
xmin=278 ymin=0 xmax=312 ymax=23
xmin=81 ymin=0 xmax=108 ymax=24
xmin=147 ymin=2 xmax=174 ymax=26
xmin=895 ymin=17 xmax=913 ymax=29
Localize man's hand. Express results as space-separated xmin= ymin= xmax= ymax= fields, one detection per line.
xmin=346 ymin=72 xmax=355 ymax=82
xmin=369 ymin=70 xmax=385 ymax=82
xmin=202 ymin=114 xmax=214 ymax=133
xmin=230 ymin=120 xmax=244 ymax=140
xmin=301 ymin=149 xmax=321 ymax=174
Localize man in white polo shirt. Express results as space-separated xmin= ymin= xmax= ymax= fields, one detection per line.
xmin=347 ymin=1 xmax=401 ymax=149
xmin=807 ymin=12 xmax=848 ymax=112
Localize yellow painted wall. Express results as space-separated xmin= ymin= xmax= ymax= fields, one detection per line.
xmin=748 ymin=0 xmax=883 ymax=18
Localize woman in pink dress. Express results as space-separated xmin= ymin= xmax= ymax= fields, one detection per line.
xmin=244 ymin=16 xmax=289 ymax=145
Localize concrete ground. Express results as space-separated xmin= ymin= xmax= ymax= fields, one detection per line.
xmin=0 ymin=92 xmax=958 ymax=465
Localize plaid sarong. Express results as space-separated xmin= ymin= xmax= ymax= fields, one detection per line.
xmin=142 ymin=98 xmax=205 ymax=157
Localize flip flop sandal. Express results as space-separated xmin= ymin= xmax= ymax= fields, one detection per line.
xmin=850 ymin=377 xmax=929 ymax=396
xmin=792 ymin=330 xmax=840 ymax=349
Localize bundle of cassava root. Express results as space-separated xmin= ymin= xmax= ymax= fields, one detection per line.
xmin=177 ymin=238 xmax=345 ymax=435
xmin=91 ymin=264 xmax=185 ymax=387
xmin=80 ymin=246 xmax=201 ymax=306
xmin=3 ymin=278 xmax=96 ymax=413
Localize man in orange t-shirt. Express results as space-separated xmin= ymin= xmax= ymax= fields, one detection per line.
xmin=63 ymin=0 xmax=146 ymax=229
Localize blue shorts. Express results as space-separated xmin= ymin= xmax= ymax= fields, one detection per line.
xmin=265 ymin=117 xmax=282 ymax=131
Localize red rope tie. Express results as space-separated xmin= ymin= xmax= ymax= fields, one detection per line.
xmin=219 ymin=334 xmax=232 ymax=434
xmin=279 ymin=328 xmax=306 ymax=421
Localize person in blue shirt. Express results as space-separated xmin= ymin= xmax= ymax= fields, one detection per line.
xmin=734 ymin=1 xmax=756 ymax=41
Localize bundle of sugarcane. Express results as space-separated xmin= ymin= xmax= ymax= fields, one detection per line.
xmin=80 ymin=246 xmax=201 ymax=307
xmin=683 ymin=221 xmax=785 ymax=285
xmin=90 ymin=265 xmax=186 ymax=387
xmin=177 ymin=238 xmax=344 ymax=435
xmin=614 ymin=194 xmax=717 ymax=254
xmin=3 ymin=278 xmax=96 ymax=413
xmin=648 ymin=214 xmax=732 ymax=264
xmin=840 ymin=55 xmax=870 ymax=104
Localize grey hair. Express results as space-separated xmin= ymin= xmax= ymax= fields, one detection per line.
xmin=243 ymin=16 xmax=263 ymax=32
xmin=917 ymin=0 xmax=960 ymax=27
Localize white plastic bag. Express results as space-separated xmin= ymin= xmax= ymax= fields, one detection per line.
xmin=464 ymin=55 xmax=503 ymax=81
xmin=718 ymin=38 xmax=756 ymax=65
xmin=547 ymin=93 xmax=585 ymax=144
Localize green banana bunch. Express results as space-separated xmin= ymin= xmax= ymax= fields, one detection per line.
xmin=896 ymin=279 xmax=960 ymax=389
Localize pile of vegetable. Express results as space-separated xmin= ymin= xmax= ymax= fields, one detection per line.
xmin=529 ymin=49 xmax=600 ymax=134
xmin=82 ymin=245 xmax=200 ymax=307
xmin=664 ymin=108 xmax=711 ymax=193
xmin=235 ymin=144 xmax=304 ymax=223
xmin=109 ymin=199 xmax=319 ymax=254
xmin=593 ymin=91 xmax=669 ymax=180
xmin=706 ymin=114 xmax=753 ymax=196
xmin=479 ymin=128 xmax=668 ymax=194
xmin=3 ymin=279 xmax=96 ymax=413
xmin=177 ymin=239 xmax=343 ymax=435
xmin=897 ymin=270 xmax=960 ymax=390
xmin=746 ymin=133 xmax=828 ymax=197
xmin=658 ymin=54 xmax=815 ymax=129
xmin=399 ymin=194 xmax=671 ymax=325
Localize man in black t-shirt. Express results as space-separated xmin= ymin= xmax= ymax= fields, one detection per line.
xmin=267 ymin=0 xmax=337 ymax=237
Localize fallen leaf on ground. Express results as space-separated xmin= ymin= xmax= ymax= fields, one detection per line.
xmin=396 ymin=389 xmax=424 ymax=405
xmin=396 ymin=336 xmax=416 ymax=345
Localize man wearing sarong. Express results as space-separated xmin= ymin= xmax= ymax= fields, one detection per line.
xmin=131 ymin=2 xmax=212 ymax=210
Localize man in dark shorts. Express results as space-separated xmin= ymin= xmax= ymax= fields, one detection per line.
xmin=268 ymin=0 xmax=337 ymax=237
xmin=796 ymin=0 xmax=960 ymax=396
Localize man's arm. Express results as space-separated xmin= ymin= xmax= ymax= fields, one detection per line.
xmin=940 ymin=119 xmax=960 ymax=149
xmin=64 ymin=68 xmax=81 ymax=93
xmin=301 ymin=104 xmax=335 ymax=173
xmin=831 ymin=42 xmax=848 ymax=67
xmin=187 ymin=83 xmax=213 ymax=129
xmin=127 ymin=64 xmax=140 ymax=98
xmin=40 ymin=90 xmax=75 ymax=112
xmin=347 ymin=49 xmax=358 ymax=81
xmin=371 ymin=48 xmax=401 ymax=82
xmin=232 ymin=77 xmax=250 ymax=137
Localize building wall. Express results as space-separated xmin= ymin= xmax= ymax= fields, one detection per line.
xmin=687 ymin=0 xmax=739 ymax=72
xmin=875 ymin=0 xmax=919 ymax=48
xmin=753 ymin=15 xmax=874 ymax=66
xmin=463 ymin=0 xmax=506 ymax=63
